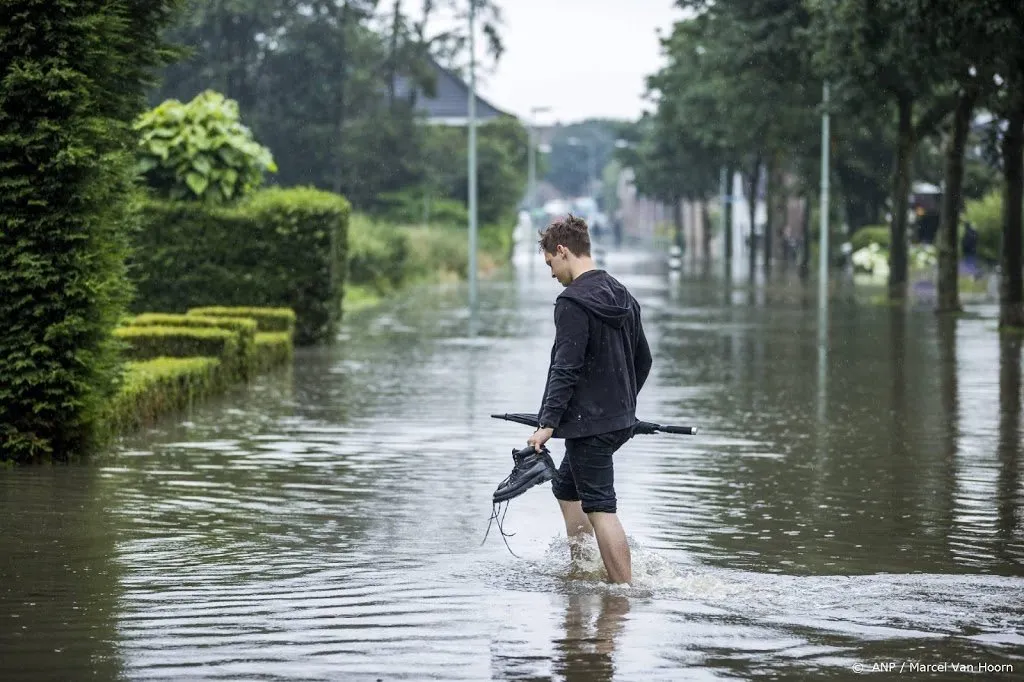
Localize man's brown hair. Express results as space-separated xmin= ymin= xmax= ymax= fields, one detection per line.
xmin=538 ymin=213 xmax=591 ymax=256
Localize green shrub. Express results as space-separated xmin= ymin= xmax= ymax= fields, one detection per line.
xmin=134 ymin=90 xmax=277 ymax=204
xmin=347 ymin=214 xmax=408 ymax=293
xmin=0 ymin=0 xmax=181 ymax=462
xmin=851 ymin=225 xmax=892 ymax=251
xmin=114 ymin=327 xmax=240 ymax=379
xmin=374 ymin=189 xmax=469 ymax=226
xmin=400 ymin=224 xmax=469 ymax=280
xmin=130 ymin=313 xmax=257 ymax=379
xmin=254 ymin=332 xmax=294 ymax=372
xmin=103 ymin=357 xmax=221 ymax=435
xmin=130 ymin=187 xmax=348 ymax=345
xmin=186 ymin=307 xmax=296 ymax=334
xmin=964 ymin=190 xmax=1006 ymax=263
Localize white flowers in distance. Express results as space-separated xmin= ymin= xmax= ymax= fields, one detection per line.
xmin=851 ymin=242 xmax=938 ymax=277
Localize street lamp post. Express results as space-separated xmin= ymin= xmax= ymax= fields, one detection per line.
xmin=528 ymin=106 xmax=550 ymax=213
xmin=467 ymin=0 xmax=478 ymax=312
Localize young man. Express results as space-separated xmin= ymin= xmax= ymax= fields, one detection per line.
xmin=526 ymin=214 xmax=652 ymax=584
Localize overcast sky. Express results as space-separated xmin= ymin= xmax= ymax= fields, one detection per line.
xmin=417 ymin=0 xmax=685 ymax=126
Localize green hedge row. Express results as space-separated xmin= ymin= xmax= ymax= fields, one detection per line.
xmin=106 ymin=307 xmax=295 ymax=437
xmin=130 ymin=187 xmax=348 ymax=346
xmin=103 ymin=357 xmax=222 ymax=435
xmin=187 ymin=307 xmax=296 ymax=335
xmin=255 ymin=332 xmax=294 ymax=373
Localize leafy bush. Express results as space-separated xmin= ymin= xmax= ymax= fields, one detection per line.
xmin=130 ymin=188 xmax=348 ymax=345
xmin=0 ymin=0 xmax=181 ymax=462
xmin=346 ymin=214 xmax=408 ymax=293
xmin=851 ymin=225 xmax=892 ymax=252
xmin=374 ymin=189 xmax=469 ymax=227
xmin=963 ymin=190 xmax=1005 ymax=263
xmin=135 ymin=90 xmax=277 ymax=204
xmin=103 ymin=357 xmax=222 ymax=435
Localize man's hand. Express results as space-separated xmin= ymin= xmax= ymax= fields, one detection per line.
xmin=527 ymin=427 xmax=554 ymax=451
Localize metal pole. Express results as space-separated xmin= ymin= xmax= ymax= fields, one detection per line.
xmin=527 ymin=124 xmax=536 ymax=211
xmin=819 ymin=81 xmax=830 ymax=305
xmin=719 ymin=166 xmax=728 ymax=260
xmin=467 ymin=0 xmax=478 ymax=311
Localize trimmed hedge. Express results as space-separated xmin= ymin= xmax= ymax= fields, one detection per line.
xmin=0 ymin=0 xmax=182 ymax=462
xmin=103 ymin=357 xmax=221 ymax=435
xmin=130 ymin=187 xmax=349 ymax=345
xmin=187 ymin=307 xmax=296 ymax=335
xmin=114 ymin=326 xmax=240 ymax=378
xmin=255 ymin=332 xmax=294 ymax=373
xmin=130 ymin=313 xmax=257 ymax=379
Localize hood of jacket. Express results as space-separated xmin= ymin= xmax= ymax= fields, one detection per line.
xmin=557 ymin=269 xmax=635 ymax=329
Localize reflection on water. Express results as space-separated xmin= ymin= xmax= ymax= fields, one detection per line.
xmin=1 ymin=251 xmax=1022 ymax=680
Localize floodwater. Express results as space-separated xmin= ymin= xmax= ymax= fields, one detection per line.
xmin=2 ymin=249 xmax=1022 ymax=681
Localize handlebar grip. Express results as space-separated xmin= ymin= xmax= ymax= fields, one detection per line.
xmin=660 ymin=425 xmax=698 ymax=435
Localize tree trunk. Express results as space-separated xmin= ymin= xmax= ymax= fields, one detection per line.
xmin=746 ymin=156 xmax=761 ymax=276
xmin=889 ymin=94 xmax=915 ymax=300
xmin=1000 ymin=101 xmax=1024 ymax=329
xmin=672 ymin=197 xmax=684 ymax=252
xmin=387 ymin=0 xmax=403 ymax=109
xmin=724 ymin=166 xmax=734 ymax=262
xmin=936 ymin=88 xmax=976 ymax=314
xmin=800 ymin=193 xmax=812 ymax=280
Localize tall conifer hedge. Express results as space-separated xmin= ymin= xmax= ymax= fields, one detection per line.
xmin=0 ymin=1 xmax=182 ymax=461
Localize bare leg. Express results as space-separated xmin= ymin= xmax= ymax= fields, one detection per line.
xmin=558 ymin=500 xmax=595 ymax=563
xmin=588 ymin=512 xmax=631 ymax=584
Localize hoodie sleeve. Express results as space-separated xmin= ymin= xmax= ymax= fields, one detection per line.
xmin=634 ymin=321 xmax=652 ymax=393
xmin=538 ymin=298 xmax=590 ymax=428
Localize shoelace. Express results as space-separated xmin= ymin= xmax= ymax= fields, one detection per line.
xmin=481 ymin=499 xmax=520 ymax=558
xmin=481 ymin=453 xmax=532 ymax=557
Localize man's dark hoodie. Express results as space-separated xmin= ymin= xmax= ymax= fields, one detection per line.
xmin=538 ymin=269 xmax=652 ymax=439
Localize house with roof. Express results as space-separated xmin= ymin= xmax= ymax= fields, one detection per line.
xmin=394 ymin=58 xmax=515 ymax=126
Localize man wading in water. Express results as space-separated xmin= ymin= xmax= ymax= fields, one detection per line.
xmin=525 ymin=214 xmax=652 ymax=584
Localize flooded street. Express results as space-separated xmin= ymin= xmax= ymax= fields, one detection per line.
xmin=2 ymin=250 xmax=1023 ymax=681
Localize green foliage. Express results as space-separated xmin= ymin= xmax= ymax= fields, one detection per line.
xmin=103 ymin=357 xmax=222 ymax=435
xmin=422 ymin=116 xmax=529 ymax=227
xmin=186 ymin=307 xmax=297 ymax=335
xmin=345 ymin=213 xmax=512 ymax=301
xmin=0 ymin=0 xmax=183 ymax=462
xmin=114 ymin=325 xmax=239 ymax=363
xmin=130 ymin=188 xmax=347 ymax=345
xmin=254 ymin=332 xmax=293 ymax=373
xmin=135 ymin=90 xmax=276 ymax=204
xmin=851 ymin=226 xmax=893 ymax=251
xmin=151 ymin=1 xmax=508 ymax=215
xmin=130 ymin=313 xmax=258 ymax=379
xmin=964 ymin=191 xmax=1009 ymax=263
xmin=347 ymin=214 xmax=409 ymax=293
xmin=374 ymin=189 xmax=469 ymax=227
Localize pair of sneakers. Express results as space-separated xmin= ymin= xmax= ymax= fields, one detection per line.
xmin=492 ymin=444 xmax=557 ymax=503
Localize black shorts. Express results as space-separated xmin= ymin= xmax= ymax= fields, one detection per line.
xmin=550 ymin=427 xmax=633 ymax=514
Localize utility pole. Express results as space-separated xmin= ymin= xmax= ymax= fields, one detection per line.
xmin=467 ymin=0 xmax=478 ymax=312
xmin=528 ymin=106 xmax=550 ymax=212
xmin=819 ymin=81 xmax=830 ymax=306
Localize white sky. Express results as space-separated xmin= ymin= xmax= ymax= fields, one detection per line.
xmin=418 ymin=0 xmax=685 ymax=125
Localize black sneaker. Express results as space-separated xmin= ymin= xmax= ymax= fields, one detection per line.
xmin=492 ymin=445 xmax=556 ymax=504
